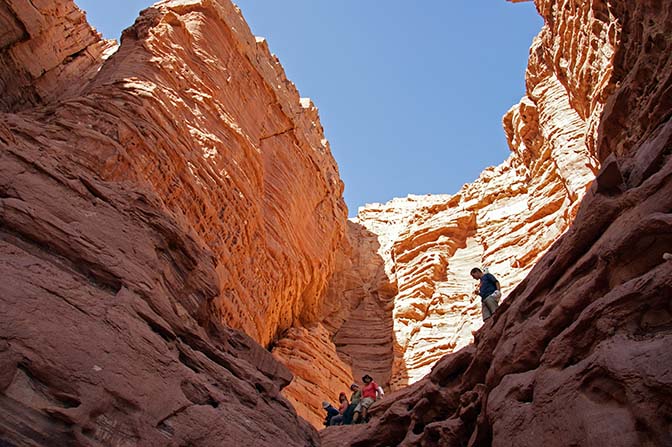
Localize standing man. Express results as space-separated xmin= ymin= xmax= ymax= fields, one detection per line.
xmin=470 ymin=267 xmax=501 ymax=321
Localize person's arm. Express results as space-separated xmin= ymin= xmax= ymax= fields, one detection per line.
xmin=376 ymin=385 xmax=384 ymax=399
xmin=485 ymin=274 xmax=499 ymax=292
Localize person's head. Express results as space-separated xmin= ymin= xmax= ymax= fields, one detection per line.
xmin=322 ymin=401 xmax=330 ymax=409
xmin=470 ymin=267 xmax=483 ymax=280
xmin=339 ymin=392 xmax=347 ymax=402
xmin=362 ymin=374 xmax=373 ymax=384
xmin=350 ymin=383 xmax=359 ymax=391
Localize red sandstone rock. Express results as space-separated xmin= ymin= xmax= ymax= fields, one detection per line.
xmin=2 ymin=0 xmax=671 ymax=443
xmin=271 ymin=324 xmax=353 ymax=428
xmin=321 ymin=0 xmax=672 ymax=445
xmin=0 ymin=0 xmax=116 ymax=112
xmin=1 ymin=0 xmax=346 ymax=443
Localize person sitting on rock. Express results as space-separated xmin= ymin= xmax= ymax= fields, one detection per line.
xmin=357 ymin=374 xmax=383 ymax=422
xmin=471 ymin=267 xmax=502 ymax=321
xmin=328 ymin=392 xmax=349 ymax=425
xmin=322 ymin=401 xmax=339 ymax=427
xmin=345 ymin=383 xmax=361 ymax=424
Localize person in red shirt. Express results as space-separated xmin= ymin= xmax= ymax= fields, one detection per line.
xmin=357 ymin=374 xmax=384 ymax=422
xmin=328 ymin=392 xmax=349 ymax=425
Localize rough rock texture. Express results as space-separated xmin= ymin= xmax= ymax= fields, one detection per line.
xmin=0 ymin=0 xmax=346 ymax=443
xmin=323 ymin=0 xmax=623 ymax=391
xmin=322 ymin=0 xmax=672 ymax=445
xmin=0 ymin=0 xmax=117 ymax=112
xmin=271 ymin=324 xmax=353 ymax=429
xmin=88 ymin=1 xmax=347 ymax=348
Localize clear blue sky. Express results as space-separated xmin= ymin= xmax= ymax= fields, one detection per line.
xmin=76 ymin=1 xmax=543 ymax=216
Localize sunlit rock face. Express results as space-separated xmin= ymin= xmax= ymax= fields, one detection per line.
xmin=0 ymin=0 xmax=346 ymax=443
xmin=88 ymin=0 xmax=347 ymax=349
xmin=0 ymin=0 xmax=117 ymax=112
xmin=322 ymin=0 xmax=672 ymax=445
xmin=327 ymin=0 xmax=618 ymax=390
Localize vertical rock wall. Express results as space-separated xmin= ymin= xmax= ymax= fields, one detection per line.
xmin=1 ymin=0 xmax=347 ymax=443
xmin=85 ymin=0 xmax=347 ymax=347
xmin=322 ymin=0 xmax=672 ymax=445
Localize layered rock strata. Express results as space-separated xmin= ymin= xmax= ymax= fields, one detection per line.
xmin=0 ymin=0 xmax=116 ymax=112
xmin=324 ymin=0 xmax=622 ymax=390
xmin=1 ymin=0 xmax=347 ymax=442
xmin=271 ymin=324 xmax=353 ymax=429
xmin=322 ymin=0 xmax=672 ymax=445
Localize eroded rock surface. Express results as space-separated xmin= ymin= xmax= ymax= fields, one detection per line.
xmin=324 ymin=0 xmax=625 ymax=391
xmin=1 ymin=0 xmax=346 ymax=443
xmin=271 ymin=324 xmax=353 ymax=429
xmin=0 ymin=0 xmax=116 ymax=112
xmin=322 ymin=0 xmax=672 ymax=445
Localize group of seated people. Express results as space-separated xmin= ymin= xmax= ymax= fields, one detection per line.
xmin=322 ymin=374 xmax=384 ymax=426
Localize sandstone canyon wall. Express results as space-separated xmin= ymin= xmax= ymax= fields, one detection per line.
xmin=322 ymin=0 xmax=672 ymax=445
xmin=0 ymin=0 xmax=349 ymax=443
xmin=2 ymin=0 xmax=671 ymax=443
xmin=323 ymin=0 xmax=615 ymax=390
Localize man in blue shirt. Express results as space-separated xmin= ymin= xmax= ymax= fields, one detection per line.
xmin=470 ymin=267 xmax=502 ymax=321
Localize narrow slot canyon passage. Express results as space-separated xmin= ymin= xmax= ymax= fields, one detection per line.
xmin=332 ymin=291 xmax=395 ymax=391
xmin=1 ymin=0 xmax=671 ymax=446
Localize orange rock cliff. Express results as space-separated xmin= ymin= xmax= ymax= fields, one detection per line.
xmin=1 ymin=0 xmax=343 ymax=443
xmin=321 ymin=0 xmax=672 ymax=444
xmin=1 ymin=0 xmax=670 ymax=446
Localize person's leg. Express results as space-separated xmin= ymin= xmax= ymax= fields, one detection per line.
xmin=360 ymin=398 xmax=373 ymax=422
xmin=482 ymin=300 xmax=492 ymax=321
xmin=483 ymin=294 xmax=498 ymax=317
xmin=330 ymin=415 xmax=343 ymax=426
xmin=352 ymin=402 xmax=361 ymax=423
xmin=343 ymin=405 xmax=354 ymax=424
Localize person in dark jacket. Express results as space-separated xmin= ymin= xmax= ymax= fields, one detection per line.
xmin=470 ymin=267 xmax=501 ymax=321
xmin=322 ymin=401 xmax=339 ymax=426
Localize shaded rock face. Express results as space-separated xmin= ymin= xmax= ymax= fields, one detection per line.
xmin=271 ymin=324 xmax=353 ymax=429
xmin=322 ymin=0 xmax=672 ymax=446
xmin=0 ymin=0 xmax=346 ymax=444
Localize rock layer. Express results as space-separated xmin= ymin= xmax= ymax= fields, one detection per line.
xmin=0 ymin=0 xmax=116 ymax=112
xmin=322 ymin=0 xmax=672 ymax=445
xmin=86 ymin=0 xmax=347 ymax=348
xmin=324 ymin=0 xmax=624 ymax=390
xmin=271 ymin=324 xmax=353 ymax=429
xmin=1 ymin=0 xmax=346 ymax=443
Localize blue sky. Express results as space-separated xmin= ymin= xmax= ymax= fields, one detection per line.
xmin=76 ymin=1 xmax=543 ymax=216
